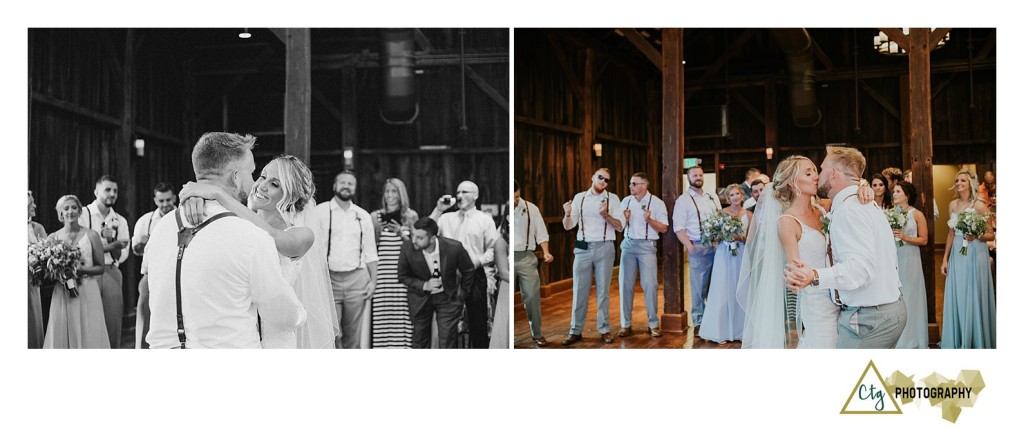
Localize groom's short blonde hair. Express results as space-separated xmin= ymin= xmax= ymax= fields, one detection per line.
xmin=826 ymin=146 xmax=866 ymax=178
xmin=192 ymin=132 xmax=256 ymax=176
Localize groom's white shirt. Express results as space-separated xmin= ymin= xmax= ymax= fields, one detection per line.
xmin=145 ymin=201 xmax=306 ymax=349
xmin=816 ymin=185 xmax=902 ymax=307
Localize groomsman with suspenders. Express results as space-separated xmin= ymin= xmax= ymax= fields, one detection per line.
xmin=672 ymin=166 xmax=722 ymax=333
xmin=131 ymin=182 xmax=177 ymax=348
xmin=617 ymin=172 xmax=669 ymax=338
xmin=513 ymin=180 xmax=553 ymax=346
xmin=81 ymin=175 xmax=131 ymax=349
xmin=561 ymin=168 xmax=624 ymax=346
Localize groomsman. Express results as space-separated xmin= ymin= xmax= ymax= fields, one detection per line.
xmin=131 ymin=182 xmax=177 ymax=348
xmin=740 ymin=168 xmax=761 ymax=199
xmin=513 ymin=180 xmax=553 ymax=347
xmin=561 ymin=168 xmax=624 ymax=346
xmin=317 ymin=171 xmax=379 ymax=349
xmin=430 ymin=180 xmax=498 ymax=348
xmin=785 ymin=146 xmax=907 ymax=348
xmin=672 ymin=166 xmax=722 ymax=333
xmin=617 ymin=172 xmax=669 ymax=338
xmin=743 ymin=179 xmax=765 ymax=213
xmin=81 ymin=175 xmax=131 ymax=349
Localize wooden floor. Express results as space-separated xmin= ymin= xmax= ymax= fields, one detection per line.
xmin=514 ymin=249 xmax=957 ymax=349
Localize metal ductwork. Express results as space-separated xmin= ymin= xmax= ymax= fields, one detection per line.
xmin=770 ymin=28 xmax=821 ymax=128
xmin=380 ymin=28 xmax=418 ymax=124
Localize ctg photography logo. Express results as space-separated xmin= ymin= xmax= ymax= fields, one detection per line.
xmin=840 ymin=360 xmax=985 ymax=423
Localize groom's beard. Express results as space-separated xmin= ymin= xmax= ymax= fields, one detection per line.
xmin=817 ymin=181 xmax=830 ymax=199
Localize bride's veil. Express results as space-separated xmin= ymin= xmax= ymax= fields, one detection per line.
xmin=292 ymin=198 xmax=342 ymax=347
xmin=736 ymin=186 xmax=796 ymax=348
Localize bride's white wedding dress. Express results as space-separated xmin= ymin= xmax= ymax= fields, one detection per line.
xmin=778 ymin=212 xmax=837 ymax=349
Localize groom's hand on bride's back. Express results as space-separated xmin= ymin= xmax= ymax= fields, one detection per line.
xmin=180 ymin=197 xmax=207 ymax=226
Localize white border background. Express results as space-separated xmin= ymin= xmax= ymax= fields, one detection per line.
xmin=2 ymin=1 xmax=1018 ymax=427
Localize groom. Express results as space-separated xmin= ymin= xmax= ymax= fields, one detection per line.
xmin=784 ymin=146 xmax=906 ymax=349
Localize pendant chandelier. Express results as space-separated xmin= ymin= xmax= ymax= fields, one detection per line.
xmin=873 ymin=28 xmax=949 ymax=55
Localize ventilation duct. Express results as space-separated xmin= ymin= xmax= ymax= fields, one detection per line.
xmin=380 ymin=28 xmax=418 ymax=124
xmin=770 ymin=28 xmax=821 ymax=128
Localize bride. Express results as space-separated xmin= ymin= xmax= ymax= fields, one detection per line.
xmin=180 ymin=155 xmax=339 ymax=348
xmin=738 ymin=155 xmax=871 ymax=349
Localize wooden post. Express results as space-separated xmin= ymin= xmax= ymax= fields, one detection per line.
xmin=661 ymin=29 xmax=686 ymax=333
xmin=907 ymin=28 xmax=938 ymax=327
xmin=119 ymin=29 xmax=138 ymax=311
xmin=765 ymin=80 xmax=778 ymax=174
xmin=580 ymin=48 xmax=595 ymax=187
xmin=284 ymin=28 xmax=312 ymax=165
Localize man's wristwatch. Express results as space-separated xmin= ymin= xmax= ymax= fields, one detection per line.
xmin=811 ymin=269 xmax=820 ymax=287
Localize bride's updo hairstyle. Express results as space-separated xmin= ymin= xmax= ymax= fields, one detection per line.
xmin=772 ymin=155 xmax=813 ymax=207
xmin=55 ymin=194 xmax=83 ymax=222
xmin=269 ymin=154 xmax=315 ymax=218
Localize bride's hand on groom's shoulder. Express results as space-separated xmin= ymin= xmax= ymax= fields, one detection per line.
xmin=180 ymin=181 xmax=223 ymax=201
xmin=180 ymin=197 xmax=207 ymax=226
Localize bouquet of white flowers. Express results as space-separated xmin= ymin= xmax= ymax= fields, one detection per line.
xmin=700 ymin=211 xmax=745 ymax=255
xmin=28 ymin=240 xmax=83 ymax=297
xmin=953 ymin=208 xmax=992 ymax=255
xmin=884 ymin=207 xmax=909 ymax=247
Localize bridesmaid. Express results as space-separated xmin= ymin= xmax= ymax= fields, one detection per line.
xmin=369 ymin=178 xmax=419 ymax=348
xmin=699 ymin=184 xmax=750 ymax=343
xmin=28 ymin=191 xmax=47 ymax=348
xmin=940 ymin=169 xmax=995 ymax=349
xmin=871 ymin=173 xmax=893 ymax=209
xmin=43 ymin=195 xmax=109 ymax=349
xmin=891 ymin=181 xmax=929 ymax=349
xmin=488 ymin=210 xmax=510 ymax=348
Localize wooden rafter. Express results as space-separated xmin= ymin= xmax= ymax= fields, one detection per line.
xmin=860 ymin=80 xmax=901 ymax=121
xmin=732 ymin=92 xmax=765 ymax=125
xmin=930 ymin=28 xmax=953 ymax=50
xmin=413 ymin=28 xmax=432 ymax=52
xmin=465 ymin=65 xmax=509 ymax=112
xmin=312 ymin=86 xmax=344 ymax=124
xmin=194 ymin=45 xmax=279 ymax=120
xmin=546 ymin=34 xmax=583 ymax=101
xmin=811 ymin=38 xmax=834 ymax=71
xmin=618 ymin=28 xmax=662 ymax=67
xmin=879 ymin=28 xmax=910 ymax=47
xmin=701 ymin=29 xmax=755 ymax=81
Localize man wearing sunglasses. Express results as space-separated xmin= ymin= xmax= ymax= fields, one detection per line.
xmin=617 ymin=172 xmax=669 ymax=339
xmin=672 ymin=165 xmax=722 ymax=334
xmin=561 ymin=168 xmax=624 ymax=346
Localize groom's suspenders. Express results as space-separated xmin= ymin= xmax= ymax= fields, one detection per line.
xmin=173 ymin=211 xmax=237 ymax=349
xmin=826 ymin=193 xmax=860 ymax=307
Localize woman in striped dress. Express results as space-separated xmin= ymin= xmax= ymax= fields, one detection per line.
xmin=370 ymin=178 xmax=419 ymax=348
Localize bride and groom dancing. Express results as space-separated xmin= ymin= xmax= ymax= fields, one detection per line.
xmin=739 ymin=146 xmax=907 ymax=349
xmin=145 ymin=132 xmax=338 ymax=349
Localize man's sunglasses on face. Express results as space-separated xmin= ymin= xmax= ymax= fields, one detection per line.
xmin=596 ymin=174 xmax=610 ymax=183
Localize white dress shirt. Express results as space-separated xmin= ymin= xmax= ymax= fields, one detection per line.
xmin=817 ymin=185 xmax=903 ymax=307
xmin=316 ymin=199 xmax=379 ymax=273
xmin=437 ymin=206 xmax=497 ymax=269
xmin=672 ymin=187 xmax=722 ymax=242
xmin=621 ymin=192 xmax=668 ymax=240
xmin=566 ymin=189 xmax=624 ymax=242
xmin=132 ymin=209 xmax=167 ymax=256
xmin=514 ymin=199 xmax=549 ymax=251
xmin=145 ymin=202 xmax=306 ymax=349
xmin=79 ymin=200 xmax=130 ymax=266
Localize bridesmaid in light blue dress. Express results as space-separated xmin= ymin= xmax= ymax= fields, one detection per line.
xmin=892 ymin=182 xmax=929 ymax=349
xmin=699 ymin=185 xmax=750 ymax=343
xmin=940 ymin=170 xmax=996 ymax=349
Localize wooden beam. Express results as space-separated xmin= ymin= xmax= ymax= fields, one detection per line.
xmin=269 ymin=28 xmax=286 ymax=44
xmin=661 ymin=28 xmax=686 ymax=333
xmin=907 ymin=28 xmax=937 ymax=325
xmin=701 ymin=29 xmax=755 ymax=81
xmin=312 ymin=85 xmax=344 ymax=124
xmin=465 ymin=65 xmax=509 ymax=113
xmin=732 ymin=91 xmax=765 ymax=125
xmin=546 ymin=34 xmax=583 ymax=101
xmin=194 ymin=45 xmax=278 ymax=120
xmin=811 ymin=38 xmax=834 ymax=71
xmin=100 ymin=31 xmax=124 ymax=84
xmin=118 ymin=29 xmax=137 ymax=239
xmin=596 ymin=132 xmax=648 ymax=147
xmin=194 ymin=51 xmax=506 ymax=75
xmin=514 ymin=115 xmax=583 ymax=135
xmin=930 ymin=28 xmax=952 ymax=50
xmin=136 ymin=125 xmax=187 ymax=146
xmin=413 ymin=28 xmax=432 ymax=52
xmin=581 ymin=48 xmax=595 ymax=184
xmin=548 ymin=29 xmax=651 ymax=75
xmin=860 ymin=80 xmax=901 ymax=121
xmin=31 ymin=91 xmax=121 ymax=127
xmin=618 ymin=28 xmax=662 ymax=67
xmin=880 ymin=28 xmax=910 ymax=48
xmin=283 ymin=28 xmax=312 ymax=164
xmin=976 ymin=31 xmax=996 ymax=59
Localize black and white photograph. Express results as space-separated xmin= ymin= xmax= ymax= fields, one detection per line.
xmin=27 ymin=27 xmax=510 ymax=350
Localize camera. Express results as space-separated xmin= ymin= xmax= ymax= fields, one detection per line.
xmin=442 ymin=196 xmax=453 ymax=205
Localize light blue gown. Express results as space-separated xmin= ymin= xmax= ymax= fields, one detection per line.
xmin=699 ymin=214 xmax=748 ymax=343
xmin=940 ymin=219 xmax=996 ymax=349
xmin=895 ymin=207 xmax=929 ymax=349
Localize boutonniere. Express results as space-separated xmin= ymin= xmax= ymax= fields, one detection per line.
xmin=820 ymin=213 xmax=831 ymax=235
xmin=105 ymin=217 xmax=121 ymax=229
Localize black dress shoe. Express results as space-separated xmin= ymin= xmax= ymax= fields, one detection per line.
xmin=601 ymin=332 xmax=614 ymax=344
xmin=561 ymin=334 xmax=583 ymax=346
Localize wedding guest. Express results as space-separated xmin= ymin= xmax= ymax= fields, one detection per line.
xmin=785 ymin=146 xmax=906 ymax=349
xmin=940 ymin=169 xmax=995 ymax=349
xmin=673 ymin=166 xmax=722 ymax=332
xmin=617 ymin=172 xmax=668 ymax=338
xmin=513 ymin=180 xmax=553 ymax=347
xmin=489 ymin=211 xmax=511 ymax=349
xmin=80 ymin=175 xmax=130 ymax=349
xmin=316 ymin=170 xmax=378 ymax=349
xmin=699 ymin=184 xmax=750 ymax=343
xmin=369 ymin=178 xmax=419 ymax=348
xmin=870 ymin=173 xmax=893 ymax=209
xmin=131 ymin=182 xmax=177 ymax=349
xmin=146 ymin=132 xmax=305 ymax=349
xmin=43 ymin=195 xmax=109 ymax=349
xmin=398 ymin=218 xmax=475 ymax=348
xmin=891 ymin=181 xmax=929 ymax=349
xmin=27 ymin=191 xmax=47 ymax=349
xmin=979 ymin=170 xmax=996 ymax=211
xmin=743 ymin=179 xmax=764 ymax=212
xmin=560 ymin=168 xmax=624 ymax=346
xmin=429 ymin=180 xmax=498 ymax=348
xmin=881 ymin=167 xmax=903 ymax=191
xmin=740 ymin=168 xmax=761 ymax=199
